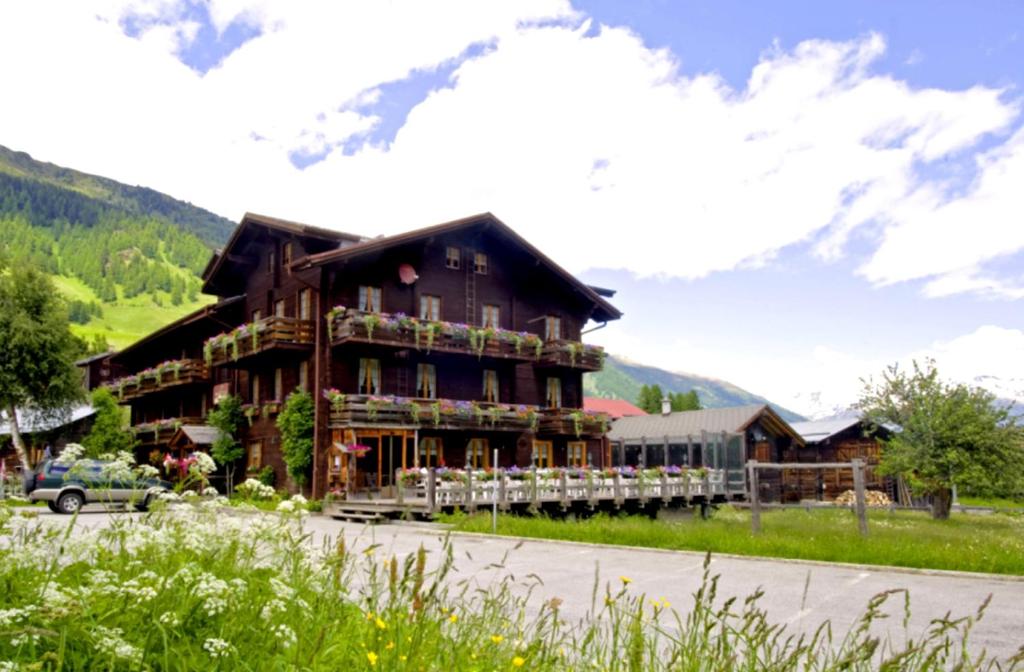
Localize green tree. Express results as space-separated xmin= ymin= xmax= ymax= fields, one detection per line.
xmin=277 ymin=390 xmax=315 ymax=491
xmin=636 ymin=384 xmax=666 ymax=414
xmin=208 ymin=394 xmax=246 ymax=495
xmin=859 ymin=359 xmax=1024 ymax=519
xmin=0 ymin=266 xmax=84 ymax=473
xmin=672 ymin=390 xmax=702 ymax=411
xmin=82 ymin=387 xmax=135 ymax=457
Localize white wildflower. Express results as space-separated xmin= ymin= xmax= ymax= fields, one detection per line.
xmin=158 ymin=491 xmax=181 ymax=502
xmin=10 ymin=634 xmax=39 ymax=648
xmin=190 ymin=452 xmax=217 ymax=476
xmin=54 ymin=443 xmax=85 ymax=465
xmin=236 ymin=479 xmax=276 ymax=500
xmin=0 ymin=608 xmax=31 ymax=627
xmin=158 ymin=612 xmax=181 ymax=628
xmin=193 ymin=572 xmax=230 ymax=616
xmin=260 ymin=598 xmax=287 ymax=621
xmin=202 ymin=486 xmax=219 ymax=497
xmin=290 ymin=494 xmax=307 ymax=506
xmin=93 ymin=627 xmax=142 ymax=664
xmin=0 ymin=661 xmax=18 ymax=672
xmin=272 ymin=623 xmax=297 ymax=647
xmin=202 ymin=638 xmax=233 ymax=658
xmin=276 ymin=499 xmax=296 ymax=513
xmin=137 ymin=465 xmax=160 ymax=479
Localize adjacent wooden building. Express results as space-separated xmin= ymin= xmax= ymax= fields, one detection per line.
xmin=785 ymin=417 xmax=892 ymax=501
xmin=96 ymin=212 xmax=621 ymax=498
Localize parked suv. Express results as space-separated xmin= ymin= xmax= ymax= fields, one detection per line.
xmin=25 ymin=460 xmax=171 ymax=514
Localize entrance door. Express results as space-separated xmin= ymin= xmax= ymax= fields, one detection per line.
xmin=378 ymin=431 xmax=415 ymax=497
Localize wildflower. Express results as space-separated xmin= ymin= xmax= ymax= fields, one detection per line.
xmin=203 ymin=638 xmax=232 ymax=658
xmin=366 ymin=651 xmax=378 ymax=666
xmin=385 ymin=641 xmax=395 ymax=650
xmin=158 ymin=612 xmax=181 ymax=628
xmin=449 ymin=613 xmax=458 ymax=623
xmin=375 ymin=617 xmax=387 ymax=630
xmin=619 ymin=576 xmax=632 ymax=585
xmin=491 ymin=634 xmax=504 ymax=644
xmin=513 ymin=656 xmax=526 ymax=667
xmin=273 ymin=624 xmax=297 ymax=647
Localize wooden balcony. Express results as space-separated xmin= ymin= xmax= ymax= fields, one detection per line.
xmin=537 ymin=340 xmax=605 ymax=371
xmin=110 ymin=359 xmax=208 ymax=402
xmin=204 ymin=316 xmax=314 ymax=367
xmin=327 ymin=309 xmax=604 ymax=370
xmin=537 ymin=408 xmax=611 ymax=437
xmin=132 ymin=416 xmax=204 ymax=446
xmin=327 ymin=394 xmax=540 ymax=432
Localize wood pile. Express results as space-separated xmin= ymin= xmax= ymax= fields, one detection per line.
xmin=834 ymin=489 xmax=891 ymax=507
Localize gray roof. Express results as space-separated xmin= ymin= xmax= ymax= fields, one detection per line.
xmin=175 ymin=425 xmax=226 ymax=446
xmin=608 ymin=405 xmax=767 ymax=441
xmin=789 ymin=417 xmax=862 ymax=443
xmin=0 ymin=405 xmax=95 ymax=436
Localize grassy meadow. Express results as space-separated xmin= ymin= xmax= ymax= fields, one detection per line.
xmin=439 ymin=506 xmax=1024 ymax=576
xmin=2 ymin=502 xmax=1020 ymax=670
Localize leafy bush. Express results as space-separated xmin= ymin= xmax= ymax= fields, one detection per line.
xmin=277 ymin=390 xmax=314 ymax=488
xmin=257 ymin=465 xmax=276 ymax=488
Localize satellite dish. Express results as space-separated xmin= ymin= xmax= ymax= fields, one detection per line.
xmin=398 ymin=264 xmax=418 ymax=284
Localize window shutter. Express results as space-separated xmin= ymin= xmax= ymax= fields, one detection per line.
xmin=358 ymin=286 xmax=367 ymax=311
xmin=358 ymin=359 xmax=367 ymax=393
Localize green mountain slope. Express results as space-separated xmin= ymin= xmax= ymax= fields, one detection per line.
xmin=0 ymin=145 xmax=236 ymax=349
xmin=585 ymin=355 xmax=805 ymax=423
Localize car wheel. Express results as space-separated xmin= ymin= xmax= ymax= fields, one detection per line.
xmin=56 ymin=492 xmax=85 ymax=514
xmin=46 ymin=501 xmax=60 ymax=513
xmin=134 ymin=496 xmax=150 ymax=513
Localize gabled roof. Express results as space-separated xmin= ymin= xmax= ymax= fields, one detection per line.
xmin=608 ymin=404 xmax=803 ymax=445
xmin=201 ymin=212 xmax=367 ymax=292
xmin=790 ymin=416 xmax=892 ymax=444
xmin=294 ymin=212 xmax=623 ymax=323
xmin=584 ymin=397 xmax=647 ymax=419
xmin=74 ymin=351 xmax=114 ymax=366
xmin=168 ymin=425 xmax=225 ymax=448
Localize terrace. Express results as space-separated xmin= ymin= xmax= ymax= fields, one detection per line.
xmin=203 ymin=316 xmax=314 ymax=367
xmin=109 ymin=359 xmax=209 ymax=402
xmin=131 ymin=416 xmax=205 ymax=446
xmin=327 ymin=307 xmax=604 ymax=370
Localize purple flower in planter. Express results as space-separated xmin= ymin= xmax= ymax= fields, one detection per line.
xmin=665 ymin=465 xmax=683 ymax=476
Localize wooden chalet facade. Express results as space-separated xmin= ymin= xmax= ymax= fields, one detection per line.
xmin=785 ymin=418 xmax=893 ymax=501
xmin=99 ymin=212 xmax=621 ymax=498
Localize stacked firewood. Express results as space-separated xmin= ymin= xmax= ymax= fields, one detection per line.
xmin=834 ymin=489 xmax=892 ymax=507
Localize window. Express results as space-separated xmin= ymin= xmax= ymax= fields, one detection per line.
xmin=274 ymin=299 xmax=287 ymax=318
xmin=252 ymin=309 xmax=262 ymax=322
xmin=420 ymin=295 xmax=441 ymax=321
xmin=533 ymin=440 xmax=554 ymax=468
xmin=247 ymin=441 xmax=263 ymax=471
xmin=467 ymin=438 xmax=490 ymax=469
xmin=445 ymin=246 xmax=461 ymax=269
xmin=298 ymin=360 xmax=309 ymax=392
xmin=568 ymin=441 xmax=586 ymax=467
xmin=298 ymin=289 xmax=312 ymax=320
xmin=482 ymin=370 xmax=498 ymax=403
xmin=267 ymin=251 xmax=275 ymax=274
xmin=473 ymin=252 xmax=488 ymax=274
xmin=358 ymin=286 xmax=382 ymax=312
xmin=282 ymin=242 xmax=293 ymax=269
xmin=419 ymin=437 xmax=444 ymax=467
xmin=274 ymin=368 xmax=283 ymax=401
xmin=544 ymin=316 xmax=562 ymax=341
xmin=416 ymin=363 xmax=436 ymax=399
xmin=252 ymin=373 xmax=262 ymax=405
xmin=358 ymin=358 xmax=381 ymax=395
xmin=546 ymin=377 xmax=562 ymax=408
xmin=481 ymin=304 xmax=500 ymax=329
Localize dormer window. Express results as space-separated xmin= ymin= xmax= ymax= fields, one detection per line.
xmin=473 ymin=252 xmax=488 ymax=275
xmin=445 ymin=247 xmax=461 ymax=269
xmin=358 ymin=286 xmax=382 ymax=313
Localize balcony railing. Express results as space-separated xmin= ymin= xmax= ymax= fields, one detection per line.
xmin=109 ymin=359 xmax=208 ymax=402
xmin=131 ymin=416 xmax=204 ymax=446
xmin=204 ymin=316 xmax=314 ymax=367
xmin=326 ymin=307 xmax=604 ymax=369
xmin=325 ymin=392 xmax=610 ymax=437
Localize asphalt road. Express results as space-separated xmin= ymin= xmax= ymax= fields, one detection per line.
xmin=31 ymin=507 xmax=1024 ymax=662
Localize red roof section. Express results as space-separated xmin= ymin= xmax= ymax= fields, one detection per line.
xmin=584 ymin=397 xmax=648 ymax=419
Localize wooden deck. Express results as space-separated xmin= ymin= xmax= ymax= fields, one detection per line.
xmin=112 ymin=359 xmax=209 ymax=401
xmin=205 ymin=316 xmax=313 ymax=367
xmin=325 ymin=467 xmax=729 ymax=520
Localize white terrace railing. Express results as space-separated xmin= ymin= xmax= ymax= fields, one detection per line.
xmin=392 ymin=467 xmax=727 ymax=514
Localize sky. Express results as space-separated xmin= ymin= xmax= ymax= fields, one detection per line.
xmin=1 ymin=0 xmax=1023 ymax=417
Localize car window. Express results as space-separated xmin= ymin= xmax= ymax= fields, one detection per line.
xmin=48 ymin=464 xmax=69 ymax=475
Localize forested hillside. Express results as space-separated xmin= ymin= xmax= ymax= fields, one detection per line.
xmin=0 ymin=146 xmax=235 ymax=349
xmin=584 ymin=355 xmax=805 ymax=422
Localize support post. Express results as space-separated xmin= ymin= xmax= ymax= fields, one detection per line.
xmin=663 ymin=435 xmax=670 ymax=467
xmin=492 ymin=449 xmax=499 ymax=532
xmin=498 ymin=468 xmax=508 ymax=511
xmin=559 ymin=468 xmax=569 ymax=510
xmin=613 ymin=471 xmax=623 ymax=506
xmin=426 ymin=468 xmax=436 ymax=515
xmin=466 ymin=468 xmax=475 ymax=513
xmin=586 ymin=469 xmax=595 ymax=507
xmin=852 ymin=458 xmax=869 ymax=537
xmin=748 ymin=460 xmax=761 ymax=534
xmin=661 ymin=471 xmax=670 ymax=504
xmin=530 ymin=466 xmax=539 ymax=510
xmin=395 ymin=468 xmax=404 ymax=505
xmin=640 ymin=436 xmax=647 ymax=468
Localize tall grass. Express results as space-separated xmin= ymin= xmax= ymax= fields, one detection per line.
xmin=440 ymin=507 xmax=1024 ymax=575
xmin=0 ymin=503 xmax=1021 ymax=670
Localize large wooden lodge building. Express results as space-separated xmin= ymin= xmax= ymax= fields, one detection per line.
xmin=93 ymin=212 xmax=621 ymax=498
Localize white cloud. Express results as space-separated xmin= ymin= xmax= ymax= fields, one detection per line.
xmin=1 ymin=3 xmax=1019 ymax=296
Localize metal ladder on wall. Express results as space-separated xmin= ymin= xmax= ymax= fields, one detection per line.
xmin=465 ymin=248 xmax=476 ymax=325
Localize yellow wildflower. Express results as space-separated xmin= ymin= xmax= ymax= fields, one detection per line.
xmin=375 ymin=617 xmax=387 ymax=630
xmin=449 ymin=613 xmax=458 ymax=623
xmin=491 ymin=634 xmax=504 ymax=644
xmin=512 ymin=656 xmax=526 ymax=667
xmin=620 ymin=576 xmax=632 ymax=585
xmin=367 ymin=651 xmax=378 ymax=666
xmin=385 ymin=641 xmax=395 ymax=650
